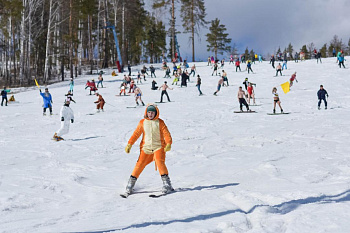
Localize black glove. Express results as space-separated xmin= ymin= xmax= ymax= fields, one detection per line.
xmin=39 ymin=89 xmax=42 ymax=93
xmin=71 ymin=119 xmax=74 ymax=123
xmin=61 ymin=117 xmax=64 ymax=121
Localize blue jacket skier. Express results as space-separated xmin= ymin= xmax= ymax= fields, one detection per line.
xmin=40 ymin=88 xmax=53 ymax=115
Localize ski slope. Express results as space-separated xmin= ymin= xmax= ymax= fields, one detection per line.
xmin=1 ymin=57 xmax=350 ymax=233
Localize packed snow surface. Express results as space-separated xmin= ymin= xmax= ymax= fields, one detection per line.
xmin=1 ymin=57 xmax=350 ymax=233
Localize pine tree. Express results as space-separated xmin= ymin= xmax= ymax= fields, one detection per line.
xmin=320 ymin=43 xmax=327 ymax=57
xmin=287 ymin=43 xmax=293 ymax=56
xmin=244 ymin=47 xmax=249 ymax=59
xmin=205 ymin=18 xmax=231 ymax=59
xmin=300 ymin=45 xmax=309 ymax=59
xmin=180 ymin=0 xmax=207 ymax=62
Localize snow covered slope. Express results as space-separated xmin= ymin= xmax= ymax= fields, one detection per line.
xmin=1 ymin=57 xmax=350 ymax=233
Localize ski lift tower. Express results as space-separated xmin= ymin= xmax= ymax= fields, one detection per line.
xmin=105 ymin=22 xmax=123 ymax=73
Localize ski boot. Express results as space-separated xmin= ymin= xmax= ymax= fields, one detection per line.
xmin=136 ymin=102 xmax=139 ymax=106
xmin=325 ymin=106 xmax=327 ymax=110
xmin=121 ymin=176 xmax=137 ymax=198
xmin=142 ymin=102 xmax=145 ymax=106
xmin=161 ymin=174 xmax=175 ymax=194
xmin=273 ymin=109 xmax=276 ymax=114
xmin=281 ymin=109 xmax=284 ymax=113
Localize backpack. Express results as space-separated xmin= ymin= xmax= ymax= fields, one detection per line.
xmin=1 ymin=90 xmax=5 ymax=96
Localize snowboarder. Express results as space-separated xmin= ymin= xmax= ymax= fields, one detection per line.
xmin=53 ymin=101 xmax=74 ymax=141
xmin=289 ymin=72 xmax=298 ymax=87
xmin=159 ymin=81 xmax=173 ymax=103
xmin=207 ymin=56 xmax=211 ymax=66
xmin=137 ymin=72 xmax=142 ymax=84
xmin=317 ymin=85 xmax=328 ymax=110
xmin=196 ymin=75 xmax=203 ymax=96
xmin=242 ymin=78 xmax=256 ymax=90
xmin=134 ymin=86 xmax=145 ymax=106
xmin=276 ymin=63 xmax=283 ymax=76
xmin=213 ymin=76 xmax=224 ymax=96
xmin=282 ymin=60 xmax=287 ymax=70
xmin=40 ymin=88 xmax=53 ymax=115
xmin=272 ymin=87 xmax=283 ymax=114
xmin=151 ymin=80 xmax=158 ymax=90
xmin=172 ymin=72 xmax=179 ymax=85
xmin=122 ymin=104 xmax=173 ymax=197
xmin=237 ymin=86 xmax=250 ymax=111
xmin=247 ymin=82 xmax=256 ymax=105
xmin=1 ymin=86 xmax=10 ymax=106
xmin=119 ymin=82 xmax=127 ymax=96
xmin=65 ymin=91 xmax=76 ymax=105
xmin=94 ymin=93 xmax=105 ymax=112
xmin=317 ymin=52 xmax=322 ymax=64
xmin=271 ymin=55 xmax=275 ymax=68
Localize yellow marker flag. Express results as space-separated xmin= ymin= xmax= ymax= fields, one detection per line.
xmin=281 ymin=81 xmax=290 ymax=94
xmin=34 ymin=79 xmax=40 ymax=89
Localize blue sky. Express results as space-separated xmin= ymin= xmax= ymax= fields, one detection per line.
xmin=147 ymin=0 xmax=350 ymax=61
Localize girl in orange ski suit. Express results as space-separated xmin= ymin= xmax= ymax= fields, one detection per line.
xmin=125 ymin=104 xmax=172 ymax=178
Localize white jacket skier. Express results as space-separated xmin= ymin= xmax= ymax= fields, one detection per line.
xmin=53 ymin=102 xmax=74 ymax=140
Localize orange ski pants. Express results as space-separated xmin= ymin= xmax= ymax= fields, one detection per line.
xmin=131 ymin=149 xmax=168 ymax=178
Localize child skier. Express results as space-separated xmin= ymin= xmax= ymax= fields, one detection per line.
xmin=53 ymin=100 xmax=74 ymax=141
xmin=289 ymin=72 xmax=298 ymax=87
xmin=317 ymin=85 xmax=329 ymax=110
xmin=122 ymin=104 xmax=173 ymax=197
xmin=159 ymin=81 xmax=173 ymax=103
xmin=237 ymin=86 xmax=250 ymax=111
xmin=94 ymin=93 xmax=105 ymax=112
xmin=134 ymin=86 xmax=145 ymax=106
xmin=272 ymin=87 xmax=283 ymax=114
xmin=40 ymin=88 xmax=53 ymax=115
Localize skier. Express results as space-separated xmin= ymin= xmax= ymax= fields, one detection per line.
xmin=97 ymin=74 xmax=104 ymax=88
xmin=271 ymin=55 xmax=275 ymax=68
xmin=237 ymin=86 xmax=250 ymax=111
xmin=151 ymin=80 xmax=158 ymax=90
xmin=150 ymin=65 xmax=156 ymax=78
xmin=212 ymin=62 xmax=218 ymax=76
xmin=317 ymin=85 xmax=329 ymax=110
xmin=294 ymin=52 xmax=299 ymax=63
xmin=317 ymin=52 xmax=322 ymax=64
xmin=196 ymin=75 xmax=203 ymax=96
xmin=247 ymin=82 xmax=256 ymax=105
xmin=164 ymin=67 xmax=171 ymax=78
xmin=213 ymin=76 xmax=224 ymax=96
xmin=181 ymin=70 xmax=189 ymax=87
xmin=94 ymin=93 xmax=105 ymax=112
xmin=276 ymin=63 xmax=283 ymax=76
xmin=235 ymin=59 xmax=241 ymax=72
xmin=247 ymin=61 xmax=253 ymax=74
xmin=128 ymin=80 xmax=135 ymax=93
xmin=1 ymin=86 xmax=10 ymax=106
xmin=65 ymin=91 xmax=76 ymax=105
xmin=172 ymin=72 xmax=179 ymax=85
xmin=189 ymin=64 xmax=196 ymax=77
xmin=338 ymin=53 xmax=346 ymax=68
xmin=128 ymin=63 xmax=132 ymax=76
xmin=229 ymin=55 xmax=234 ymax=64
xmin=69 ymin=78 xmax=74 ymax=93
xmin=40 ymin=88 xmax=53 ymax=115
xmin=258 ymin=54 xmax=262 ymax=63
xmin=137 ymin=72 xmax=142 ymax=84
xmin=222 ymin=70 xmax=229 ymax=86
xmin=53 ymin=100 xmax=74 ymax=141
xmin=332 ymin=48 xmax=336 ymax=57
xmin=207 ymin=56 xmax=211 ymax=66
xmin=272 ymin=87 xmax=283 ymax=114
xmin=172 ymin=63 xmax=178 ymax=75
xmin=134 ymin=86 xmax=145 ymax=106
xmin=220 ymin=59 xmax=225 ymax=68
xmin=289 ymin=72 xmax=298 ymax=87
xmin=122 ymin=104 xmax=173 ymax=197
xmin=282 ymin=59 xmax=287 ymax=70
xmin=159 ymin=81 xmax=173 ymax=103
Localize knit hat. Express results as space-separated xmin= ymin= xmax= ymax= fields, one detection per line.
xmin=147 ymin=105 xmax=157 ymax=113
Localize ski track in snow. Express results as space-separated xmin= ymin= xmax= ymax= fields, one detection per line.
xmin=1 ymin=57 xmax=350 ymax=232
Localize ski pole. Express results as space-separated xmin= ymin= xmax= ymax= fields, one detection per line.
xmin=105 ymin=102 xmax=116 ymax=108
